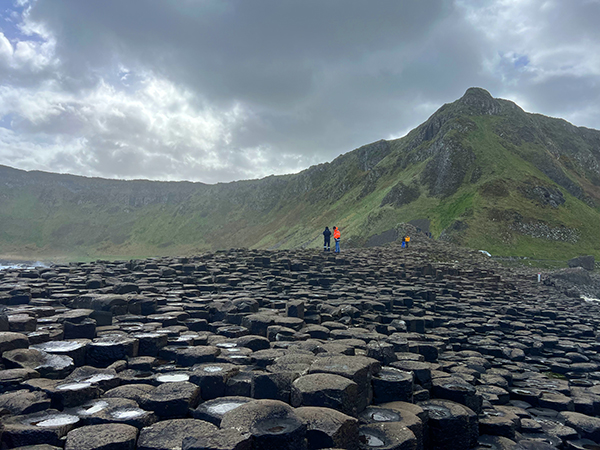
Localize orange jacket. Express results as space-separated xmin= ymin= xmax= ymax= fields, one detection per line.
xmin=333 ymin=228 xmax=340 ymax=239
xmin=405 ymin=236 xmax=410 ymax=242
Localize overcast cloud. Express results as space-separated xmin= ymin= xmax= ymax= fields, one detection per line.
xmin=0 ymin=0 xmax=599 ymax=183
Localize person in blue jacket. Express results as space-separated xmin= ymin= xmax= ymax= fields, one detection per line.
xmin=323 ymin=227 xmax=331 ymax=251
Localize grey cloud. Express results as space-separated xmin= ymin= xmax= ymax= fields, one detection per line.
xmin=0 ymin=0 xmax=599 ymax=182
xmin=29 ymin=0 xmax=451 ymax=102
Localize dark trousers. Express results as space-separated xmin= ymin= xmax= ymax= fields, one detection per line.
xmin=324 ymin=237 xmax=330 ymax=250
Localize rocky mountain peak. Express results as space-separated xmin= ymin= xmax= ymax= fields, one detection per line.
xmin=458 ymin=87 xmax=501 ymax=115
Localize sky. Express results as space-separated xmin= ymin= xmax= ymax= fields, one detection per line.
xmin=0 ymin=0 xmax=599 ymax=184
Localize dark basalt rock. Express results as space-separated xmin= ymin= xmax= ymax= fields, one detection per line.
xmin=0 ymin=331 xmax=29 ymax=354
xmin=2 ymin=348 xmax=74 ymax=379
xmin=372 ymin=367 xmax=414 ymax=404
xmin=418 ymin=399 xmax=478 ymax=450
xmin=220 ymin=399 xmax=307 ymax=450
xmin=31 ymin=339 xmax=90 ymax=367
xmin=359 ymin=405 xmax=423 ymax=450
xmin=64 ymin=366 xmax=119 ymax=391
xmin=568 ymin=255 xmax=595 ymax=271
xmin=64 ymin=423 xmax=138 ymax=450
xmin=191 ymin=396 xmax=253 ymax=426
xmin=67 ymin=397 xmax=156 ymax=428
xmin=0 ymin=367 xmax=40 ymax=392
xmin=0 ymin=389 xmax=51 ymax=415
xmin=1 ymin=409 xmax=80 ymax=447
xmin=137 ymin=418 xmax=218 ymax=450
xmin=358 ymin=421 xmax=418 ymax=450
xmin=87 ymin=335 xmax=139 ymax=367
xmin=251 ymin=370 xmax=299 ymax=403
xmin=3 ymin=242 xmax=600 ymax=449
xmin=291 ymin=373 xmax=359 ymax=416
xmin=182 ymin=428 xmax=253 ymax=450
xmin=142 ymin=381 xmax=201 ymax=418
xmin=103 ymin=384 xmax=156 ymax=405
xmin=189 ymin=363 xmax=240 ymax=400
xmin=296 ymin=406 xmax=359 ymax=450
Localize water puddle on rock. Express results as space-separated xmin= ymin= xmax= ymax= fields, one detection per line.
xmin=37 ymin=341 xmax=83 ymax=352
xmin=370 ymin=410 xmax=400 ymax=422
xmin=360 ymin=432 xmax=385 ymax=447
xmin=84 ymin=374 xmax=115 ymax=384
xmin=208 ymin=402 xmax=244 ymax=415
xmin=32 ymin=414 xmax=79 ymax=427
xmin=112 ymin=409 xmax=145 ymax=419
xmin=156 ymin=373 xmax=189 ymax=383
xmin=203 ymin=366 xmax=224 ymax=373
xmin=443 ymin=383 xmax=470 ymax=392
xmin=423 ymin=405 xmax=451 ymax=419
xmin=57 ymin=382 xmax=92 ymax=391
xmin=512 ymin=389 xmax=533 ymax=395
xmin=79 ymin=401 xmax=108 ymax=415
xmin=217 ymin=342 xmax=238 ymax=349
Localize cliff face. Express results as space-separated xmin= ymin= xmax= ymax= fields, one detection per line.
xmin=1 ymin=88 xmax=599 ymax=260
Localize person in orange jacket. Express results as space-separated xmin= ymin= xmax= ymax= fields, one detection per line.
xmin=405 ymin=235 xmax=410 ymax=248
xmin=333 ymin=226 xmax=341 ymax=253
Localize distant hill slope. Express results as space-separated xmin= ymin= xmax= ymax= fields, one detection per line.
xmin=1 ymin=87 xmax=599 ymax=261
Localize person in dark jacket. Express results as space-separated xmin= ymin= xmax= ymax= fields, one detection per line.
xmin=323 ymin=227 xmax=331 ymax=251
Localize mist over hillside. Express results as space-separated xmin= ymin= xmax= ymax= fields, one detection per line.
xmin=1 ymin=88 xmax=599 ymax=261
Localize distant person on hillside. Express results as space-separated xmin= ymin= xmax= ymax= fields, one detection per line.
xmin=333 ymin=226 xmax=341 ymax=253
xmin=323 ymin=226 xmax=331 ymax=251
xmin=405 ymin=235 xmax=411 ymax=248
xmin=401 ymin=236 xmax=406 ymax=248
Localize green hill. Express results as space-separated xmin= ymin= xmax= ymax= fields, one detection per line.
xmin=1 ymin=87 xmax=599 ymax=261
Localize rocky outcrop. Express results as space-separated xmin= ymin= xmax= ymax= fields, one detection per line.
xmin=421 ymin=137 xmax=476 ymax=197
xmin=568 ymin=255 xmax=596 ymax=271
xmin=438 ymin=220 xmax=469 ymax=244
xmin=509 ymin=218 xmax=579 ymax=243
xmin=544 ymin=266 xmax=600 ymax=299
xmin=458 ymin=87 xmax=502 ymax=116
xmin=527 ymin=153 xmax=585 ymax=200
xmin=380 ymin=182 xmax=420 ymax=207
xmin=519 ymin=181 xmax=565 ymax=208
xmin=356 ymin=140 xmax=392 ymax=172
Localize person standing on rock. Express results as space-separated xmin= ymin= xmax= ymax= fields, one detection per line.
xmin=333 ymin=226 xmax=341 ymax=253
xmin=405 ymin=235 xmax=410 ymax=248
xmin=323 ymin=226 xmax=331 ymax=251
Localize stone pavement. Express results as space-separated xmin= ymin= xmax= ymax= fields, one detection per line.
xmin=1 ymin=241 xmax=600 ymax=449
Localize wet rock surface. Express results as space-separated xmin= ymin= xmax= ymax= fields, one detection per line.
xmin=1 ymin=241 xmax=600 ymax=448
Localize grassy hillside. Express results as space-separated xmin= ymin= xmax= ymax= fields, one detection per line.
xmin=1 ymin=88 xmax=599 ymax=261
